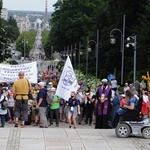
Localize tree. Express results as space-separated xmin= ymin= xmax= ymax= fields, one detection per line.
xmin=47 ymin=0 xmax=101 ymax=51
xmin=41 ymin=29 xmax=50 ymax=58
xmin=44 ymin=0 xmax=149 ymax=84
xmin=98 ymin=0 xmax=148 ymax=83
xmin=135 ymin=1 xmax=150 ymax=73
xmin=16 ymin=30 xmax=36 ymax=57
xmin=8 ymin=16 xmax=18 ymax=27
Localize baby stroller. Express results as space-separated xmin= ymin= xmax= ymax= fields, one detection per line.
xmin=115 ymin=97 xmax=150 ymax=139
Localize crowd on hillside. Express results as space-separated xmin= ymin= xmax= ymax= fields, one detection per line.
xmin=0 ymin=66 xmax=149 ymax=129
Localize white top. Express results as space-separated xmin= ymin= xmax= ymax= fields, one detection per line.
xmin=76 ymin=92 xmax=85 ymax=104
xmin=8 ymin=97 xmax=15 ymax=107
xmin=124 ymin=86 xmax=130 ymax=93
xmin=111 ymin=80 xmax=117 ymax=88
xmin=143 ymin=95 xmax=149 ymax=103
xmin=0 ymin=94 xmax=8 ymax=115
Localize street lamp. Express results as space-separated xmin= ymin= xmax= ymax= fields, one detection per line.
xmin=2 ymin=42 xmax=6 ymax=62
xmin=86 ymin=30 xmax=99 ymax=88
xmin=110 ymin=15 xmax=125 ymax=85
xmin=126 ymin=35 xmax=137 ymax=86
xmin=51 ymin=46 xmax=53 ymax=60
xmin=22 ymin=38 xmax=28 ymax=59
xmin=86 ymin=37 xmax=92 ymax=85
xmin=72 ymin=42 xmax=83 ymax=75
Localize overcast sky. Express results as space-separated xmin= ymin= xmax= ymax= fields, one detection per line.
xmin=3 ymin=0 xmax=58 ymax=11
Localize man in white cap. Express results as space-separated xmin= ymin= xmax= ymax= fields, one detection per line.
xmin=36 ymin=82 xmax=48 ymax=128
xmin=48 ymin=82 xmax=53 ymax=89
xmin=123 ymin=83 xmax=130 ymax=94
xmin=95 ymin=78 xmax=112 ymax=129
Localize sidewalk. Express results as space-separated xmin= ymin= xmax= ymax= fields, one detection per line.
xmin=0 ymin=123 xmax=150 ymax=150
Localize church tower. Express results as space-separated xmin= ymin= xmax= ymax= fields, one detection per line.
xmin=45 ymin=0 xmax=48 ymax=22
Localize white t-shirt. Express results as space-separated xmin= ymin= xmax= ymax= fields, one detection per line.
xmin=124 ymin=86 xmax=130 ymax=93
xmin=111 ymin=80 xmax=117 ymax=88
xmin=8 ymin=97 xmax=15 ymax=107
xmin=143 ymin=95 xmax=149 ymax=103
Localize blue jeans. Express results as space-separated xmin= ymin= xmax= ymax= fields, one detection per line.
xmin=0 ymin=115 xmax=5 ymax=127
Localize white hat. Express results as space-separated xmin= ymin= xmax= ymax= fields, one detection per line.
xmin=120 ymin=94 xmax=125 ymax=97
xmin=101 ymin=79 xmax=108 ymax=83
xmin=51 ymin=87 xmax=56 ymax=91
xmin=49 ymin=82 xmax=53 ymax=85
xmin=38 ymin=82 xmax=45 ymax=87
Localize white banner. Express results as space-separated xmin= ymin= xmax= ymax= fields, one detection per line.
xmin=0 ymin=61 xmax=37 ymax=83
xmin=56 ymin=56 xmax=78 ymax=101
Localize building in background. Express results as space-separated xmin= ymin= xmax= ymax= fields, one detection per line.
xmin=1 ymin=8 xmax=8 ymax=20
xmin=45 ymin=0 xmax=48 ymax=23
xmin=13 ymin=15 xmax=31 ymax=33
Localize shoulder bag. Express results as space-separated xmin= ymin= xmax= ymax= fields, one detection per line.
xmin=26 ymin=79 xmax=33 ymax=100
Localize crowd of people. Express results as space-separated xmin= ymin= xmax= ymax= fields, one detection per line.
xmin=0 ymin=68 xmax=150 ymax=129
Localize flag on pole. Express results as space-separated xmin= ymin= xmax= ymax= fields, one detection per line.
xmin=55 ymin=56 xmax=78 ymax=101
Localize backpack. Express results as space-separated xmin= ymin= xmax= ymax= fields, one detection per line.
xmin=112 ymin=93 xmax=120 ymax=106
xmin=46 ymin=92 xmax=54 ymax=105
xmin=1 ymin=96 xmax=8 ymax=110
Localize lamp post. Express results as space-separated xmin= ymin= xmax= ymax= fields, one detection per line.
xmin=110 ymin=15 xmax=125 ymax=85
xmin=2 ymin=42 xmax=6 ymax=62
xmin=126 ymin=35 xmax=137 ymax=86
xmin=72 ymin=42 xmax=83 ymax=74
xmin=86 ymin=30 xmax=99 ymax=88
xmin=22 ymin=38 xmax=28 ymax=59
xmin=51 ymin=46 xmax=53 ymax=60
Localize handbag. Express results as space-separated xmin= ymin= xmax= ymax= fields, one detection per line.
xmin=26 ymin=79 xmax=33 ymax=100
xmin=0 ymin=96 xmax=8 ymax=110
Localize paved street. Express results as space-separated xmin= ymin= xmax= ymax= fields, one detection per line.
xmin=29 ymin=28 xmax=45 ymax=60
xmin=1 ymin=122 xmax=150 ymax=150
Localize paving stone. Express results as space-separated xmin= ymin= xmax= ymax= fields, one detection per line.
xmin=65 ymin=129 xmax=80 ymax=139
xmin=1 ymin=122 xmax=150 ymax=150
xmin=43 ymin=128 xmax=67 ymax=139
xmin=20 ymin=128 xmax=43 ymax=139
xmin=45 ymin=139 xmax=71 ymax=149
xmin=77 ymin=129 xmax=103 ymax=140
xmin=19 ymin=139 xmax=45 ymax=150
xmin=82 ymin=139 xmax=111 ymax=150
xmin=69 ymin=139 xmax=85 ymax=149
xmin=0 ymin=139 xmax=8 ymax=150
xmin=0 ymin=128 xmax=10 ymax=139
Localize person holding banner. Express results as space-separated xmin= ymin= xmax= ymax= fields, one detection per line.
xmin=13 ymin=71 xmax=32 ymax=128
xmin=67 ymin=92 xmax=80 ymax=129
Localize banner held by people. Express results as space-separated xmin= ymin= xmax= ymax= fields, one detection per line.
xmin=0 ymin=61 xmax=37 ymax=83
xmin=56 ymin=56 xmax=78 ymax=101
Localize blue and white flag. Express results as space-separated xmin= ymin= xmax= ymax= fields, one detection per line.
xmin=55 ymin=56 xmax=78 ymax=101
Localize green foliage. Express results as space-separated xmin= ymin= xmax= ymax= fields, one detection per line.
xmin=41 ymin=29 xmax=50 ymax=58
xmin=1 ymin=18 xmax=20 ymax=42
xmin=0 ymin=15 xmax=20 ymax=62
xmin=15 ymin=30 xmax=36 ymax=57
xmin=75 ymin=70 xmax=101 ymax=89
xmin=44 ymin=0 xmax=150 ymax=84
xmin=8 ymin=16 xmax=18 ymax=27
